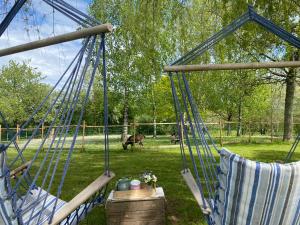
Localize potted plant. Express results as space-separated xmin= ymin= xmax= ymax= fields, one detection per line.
xmin=141 ymin=171 xmax=157 ymax=190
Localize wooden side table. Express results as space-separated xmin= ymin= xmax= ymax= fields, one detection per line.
xmin=105 ymin=187 xmax=166 ymax=225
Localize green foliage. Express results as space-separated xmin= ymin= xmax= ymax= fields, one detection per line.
xmin=86 ymin=0 xmax=298 ymax=132
xmin=0 ymin=60 xmax=50 ymax=125
xmin=89 ymin=0 xmax=216 ymax=125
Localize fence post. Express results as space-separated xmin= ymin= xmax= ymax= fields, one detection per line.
xmin=81 ymin=120 xmax=86 ymax=152
xmin=41 ymin=123 xmax=44 ymax=140
xmin=219 ymin=119 xmax=223 ymax=147
xmin=0 ymin=124 xmax=1 ymax=143
xmin=270 ymin=121 xmax=273 ymax=143
xmin=16 ymin=124 xmax=20 ymax=144
xmin=248 ymin=121 xmax=251 ymax=143
xmin=181 ymin=121 xmax=184 ymax=146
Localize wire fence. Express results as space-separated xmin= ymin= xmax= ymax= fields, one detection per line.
xmin=1 ymin=121 xmax=299 ymax=147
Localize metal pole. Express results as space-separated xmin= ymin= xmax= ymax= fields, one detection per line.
xmin=0 ymin=0 xmax=27 ymax=36
xmin=0 ymin=23 xmax=113 ymax=57
xmin=164 ymin=61 xmax=300 ymax=72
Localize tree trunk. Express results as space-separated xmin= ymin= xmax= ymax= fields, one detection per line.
xmin=150 ymin=77 xmax=157 ymax=138
xmin=152 ymin=89 xmax=157 ymax=138
xmin=122 ymin=89 xmax=129 ymax=143
xmin=283 ymin=71 xmax=296 ymax=141
xmin=153 ymin=117 xmax=157 ymax=138
xmin=226 ymin=113 xmax=232 ymax=136
xmin=283 ymin=52 xmax=298 ymax=141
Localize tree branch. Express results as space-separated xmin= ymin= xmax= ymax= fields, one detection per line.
xmin=267 ymin=70 xmax=287 ymax=78
xmin=291 ymin=0 xmax=300 ymax=8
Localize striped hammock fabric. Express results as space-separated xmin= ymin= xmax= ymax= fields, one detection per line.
xmin=212 ymin=148 xmax=300 ymax=225
xmin=0 ymin=186 xmax=94 ymax=225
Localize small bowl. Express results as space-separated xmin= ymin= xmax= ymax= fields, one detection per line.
xmin=130 ymin=179 xmax=141 ymax=190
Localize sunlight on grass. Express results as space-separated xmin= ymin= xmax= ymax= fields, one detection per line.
xmin=7 ymin=135 xmax=299 ymax=225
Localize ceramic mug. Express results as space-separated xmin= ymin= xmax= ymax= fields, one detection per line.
xmin=116 ymin=178 xmax=131 ymax=191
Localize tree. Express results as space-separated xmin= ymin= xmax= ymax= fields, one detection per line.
xmin=85 ymin=0 xmax=298 ymax=142
xmin=0 ymin=60 xmax=50 ymax=125
xmin=215 ymin=1 xmax=300 ymax=140
xmin=90 ymin=0 xmax=190 ymax=141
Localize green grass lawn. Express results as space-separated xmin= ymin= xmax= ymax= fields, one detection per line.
xmin=8 ymin=136 xmax=300 ymax=225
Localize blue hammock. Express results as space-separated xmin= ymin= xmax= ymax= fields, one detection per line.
xmin=285 ymin=133 xmax=299 ymax=163
xmin=0 ymin=1 xmax=114 ymax=225
xmin=169 ymin=6 xmax=300 ymax=225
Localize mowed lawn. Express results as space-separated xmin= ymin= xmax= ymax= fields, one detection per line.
xmin=7 ymin=136 xmax=300 ymax=225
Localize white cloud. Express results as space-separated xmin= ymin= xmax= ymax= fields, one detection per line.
xmin=0 ymin=0 xmax=93 ymax=85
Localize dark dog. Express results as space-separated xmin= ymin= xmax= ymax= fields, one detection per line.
xmin=122 ymin=134 xmax=145 ymax=150
xmin=170 ymin=133 xmax=180 ymax=144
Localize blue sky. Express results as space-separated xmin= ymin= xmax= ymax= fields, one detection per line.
xmin=0 ymin=0 xmax=93 ymax=84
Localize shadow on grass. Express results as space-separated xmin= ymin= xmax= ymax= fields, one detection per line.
xmin=9 ymin=142 xmax=298 ymax=225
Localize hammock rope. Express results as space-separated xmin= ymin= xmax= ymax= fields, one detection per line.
xmin=176 ymin=72 xmax=216 ymax=199
xmin=0 ymin=0 xmax=99 ymax=37
xmin=169 ymin=72 xmax=217 ymax=210
xmin=170 ymin=74 xmax=188 ymax=171
xmin=0 ymin=1 xmax=113 ymax=224
xmin=169 ymin=6 xmax=300 ymax=225
xmin=0 ymin=0 xmax=27 ymax=36
xmin=43 ymin=0 xmax=97 ymax=27
xmin=102 ymin=33 xmax=110 ymax=175
xmin=3 ymin=42 xmax=88 ymax=160
xmin=19 ymin=37 xmax=94 ymax=224
xmin=172 ymin=6 xmax=300 ymax=66
xmin=285 ymin=133 xmax=300 ymax=163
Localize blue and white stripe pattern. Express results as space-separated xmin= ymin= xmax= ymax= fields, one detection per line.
xmin=212 ymin=148 xmax=300 ymax=225
xmin=20 ymin=187 xmax=96 ymax=225
xmin=20 ymin=187 xmax=66 ymax=225
xmin=0 ymin=186 xmax=95 ymax=225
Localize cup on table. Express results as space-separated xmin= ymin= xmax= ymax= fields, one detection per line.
xmin=130 ymin=180 xmax=141 ymax=190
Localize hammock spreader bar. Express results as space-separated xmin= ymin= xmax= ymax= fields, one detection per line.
xmin=165 ymin=61 xmax=300 ymax=72
xmin=0 ymin=23 xmax=113 ymax=57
